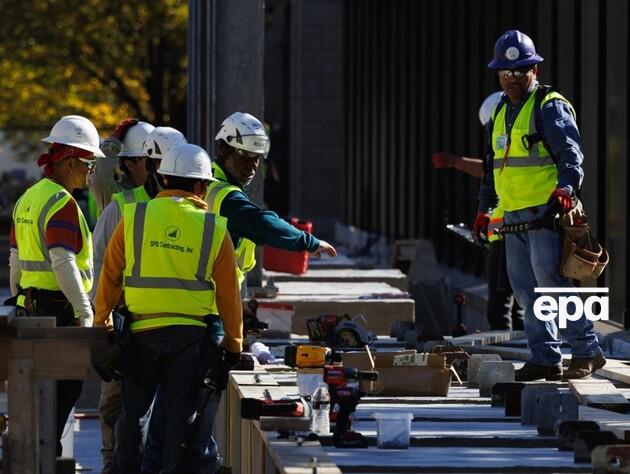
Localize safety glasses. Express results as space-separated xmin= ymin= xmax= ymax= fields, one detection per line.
xmin=236 ymin=149 xmax=264 ymax=160
xmin=498 ymin=67 xmax=532 ymax=79
xmin=77 ymin=157 xmax=96 ymax=171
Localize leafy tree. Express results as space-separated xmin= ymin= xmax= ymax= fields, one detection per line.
xmin=0 ymin=0 xmax=188 ymax=133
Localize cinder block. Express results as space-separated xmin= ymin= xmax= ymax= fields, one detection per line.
xmin=557 ymin=421 xmax=600 ymax=451
xmin=591 ymin=444 xmax=630 ymax=474
xmin=574 ymin=431 xmax=621 ymax=463
xmin=505 ymin=389 xmax=523 ymax=417
xmin=491 ymin=382 xmax=525 ymax=407
xmin=521 ymin=384 xmax=562 ymax=425
xmin=537 ymin=392 xmax=578 ymax=435
xmin=467 ymin=354 xmax=502 ymax=388
xmin=478 ymin=361 xmax=515 ymax=397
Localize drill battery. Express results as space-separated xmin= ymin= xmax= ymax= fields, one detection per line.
xmin=284 ymin=344 xmax=341 ymax=368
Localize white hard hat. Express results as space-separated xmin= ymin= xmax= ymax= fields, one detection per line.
xmin=215 ymin=112 xmax=270 ymax=156
xmin=119 ymin=121 xmax=155 ymax=157
xmin=158 ymin=144 xmax=213 ymax=180
xmin=478 ymin=92 xmax=504 ymax=126
xmin=142 ymin=126 xmax=187 ymax=160
xmin=42 ymin=115 xmax=105 ymax=157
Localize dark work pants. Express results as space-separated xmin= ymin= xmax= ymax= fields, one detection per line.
xmin=486 ymin=240 xmax=525 ymax=331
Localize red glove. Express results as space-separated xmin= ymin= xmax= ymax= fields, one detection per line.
xmin=431 ymin=152 xmax=458 ymax=169
xmin=472 ymin=212 xmax=490 ymax=243
xmin=111 ymin=118 xmax=139 ymax=141
xmin=548 ymin=187 xmax=573 ymax=213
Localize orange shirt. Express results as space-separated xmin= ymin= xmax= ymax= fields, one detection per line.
xmin=94 ymin=189 xmax=243 ymax=353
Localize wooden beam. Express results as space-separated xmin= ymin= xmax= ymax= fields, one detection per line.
xmin=8 ymin=358 xmax=38 ymax=474
xmin=570 ymin=379 xmax=630 ymax=413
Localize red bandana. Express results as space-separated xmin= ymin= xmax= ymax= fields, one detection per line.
xmin=37 ymin=144 xmax=93 ymax=177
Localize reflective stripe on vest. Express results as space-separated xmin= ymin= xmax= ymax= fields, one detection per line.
xmin=206 ymin=162 xmax=256 ymax=284
xmin=13 ymin=178 xmax=93 ymax=292
xmin=492 ymin=90 xmax=572 ymax=212
xmin=123 ymin=197 xmax=227 ymax=331
xmin=111 ymin=186 xmax=150 ymax=214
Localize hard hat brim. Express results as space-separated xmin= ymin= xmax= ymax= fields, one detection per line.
xmin=41 ymin=136 xmax=106 ymax=158
xmin=487 ymin=55 xmax=544 ymax=69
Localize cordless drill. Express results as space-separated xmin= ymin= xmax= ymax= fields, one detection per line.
xmin=324 ymin=365 xmax=378 ymax=448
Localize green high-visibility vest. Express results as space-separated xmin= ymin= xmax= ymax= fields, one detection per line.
xmin=492 ymin=90 xmax=574 ymax=212
xmin=206 ymin=162 xmax=256 ymax=285
xmin=111 ymin=186 xmax=150 ymax=213
xmin=122 ymin=196 xmax=227 ymax=332
xmin=13 ymin=178 xmax=93 ymax=292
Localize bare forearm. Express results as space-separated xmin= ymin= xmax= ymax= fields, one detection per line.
xmin=453 ymin=157 xmax=484 ymax=178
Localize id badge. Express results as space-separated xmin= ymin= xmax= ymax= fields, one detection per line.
xmin=496 ymin=134 xmax=508 ymax=150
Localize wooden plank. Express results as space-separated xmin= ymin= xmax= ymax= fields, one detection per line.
xmin=0 ymin=306 xmax=15 ymax=327
xmin=12 ymin=317 xmax=56 ymax=329
xmin=37 ymin=379 xmax=55 ymax=474
xmin=579 ymin=405 xmax=630 ymax=441
xmin=270 ymin=281 xmax=405 ymax=297
xmin=264 ymin=268 xmax=408 ymax=290
xmin=254 ymin=296 xmax=414 ymax=335
xmin=452 ymin=330 xmax=525 ymax=346
xmin=8 ymin=358 xmax=38 ymax=474
xmin=569 ymin=379 xmax=630 ymax=412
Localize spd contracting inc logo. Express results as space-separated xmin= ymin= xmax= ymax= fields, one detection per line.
xmin=533 ymin=288 xmax=609 ymax=329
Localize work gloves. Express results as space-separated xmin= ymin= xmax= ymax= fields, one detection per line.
xmin=204 ymin=348 xmax=242 ymax=392
xmin=472 ymin=211 xmax=490 ymax=246
xmin=431 ymin=152 xmax=458 ymax=169
xmin=548 ymin=187 xmax=574 ymax=213
xmin=111 ymin=118 xmax=139 ymax=141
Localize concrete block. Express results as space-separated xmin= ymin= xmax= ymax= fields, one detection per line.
xmin=521 ymin=384 xmax=563 ymax=425
xmin=491 ymin=382 xmax=525 ymax=407
xmin=575 ymin=431 xmax=621 ymax=463
xmin=537 ymin=392 xmax=579 ymax=435
xmin=505 ymin=389 xmax=523 ymax=417
xmin=592 ymin=444 xmax=630 ymax=474
xmin=467 ymin=354 xmax=502 ymax=388
xmin=557 ymin=421 xmax=600 ymax=451
xmin=479 ymin=361 xmax=515 ymax=397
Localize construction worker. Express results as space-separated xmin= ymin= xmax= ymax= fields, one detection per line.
xmin=209 ymin=111 xmax=336 ymax=285
xmin=476 ymin=30 xmax=605 ymax=380
xmin=432 ymin=92 xmax=524 ymax=331
xmin=89 ymin=118 xmax=155 ymax=213
xmin=95 ymin=143 xmax=242 ymax=473
xmin=8 ymin=115 xmax=102 ymax=455
xmin=92 ymin=126 xmax=186 ymax=474
xmin=141 ymin=112 xmax=336 ymax=473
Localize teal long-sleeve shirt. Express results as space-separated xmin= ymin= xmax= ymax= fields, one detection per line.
xmin=215 ymin=163 xmax=320 ymax=252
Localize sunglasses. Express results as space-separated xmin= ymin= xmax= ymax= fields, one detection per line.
xmin=236 ymin=149 xmax=264 ymax=160
xmin=77 ymin=157 xmax=96 ymax=171
xmin=498 ymin=67 xmax=533 ymax=79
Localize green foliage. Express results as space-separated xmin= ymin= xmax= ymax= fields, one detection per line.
xmin=0 ymin=0 xmax=188 ymax=133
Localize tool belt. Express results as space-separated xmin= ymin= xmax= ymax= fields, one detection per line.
xmin=16 ymin=287 xmax=77 ymax=327
xmin=498 ymin=201 xmax=609 ymax=281
xmin=558 ymin=203 xmax=608 ymax=281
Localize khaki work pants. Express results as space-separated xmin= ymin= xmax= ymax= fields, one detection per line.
xmin=98 ymin=380 xmax=121 ymax=474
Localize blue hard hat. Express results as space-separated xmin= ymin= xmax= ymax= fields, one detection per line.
xmin=487 ymin=30 xmax=544 ymax=69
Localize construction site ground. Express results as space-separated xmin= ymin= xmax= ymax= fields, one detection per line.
xmin=2 ymin=260 xmax=630 ymax=473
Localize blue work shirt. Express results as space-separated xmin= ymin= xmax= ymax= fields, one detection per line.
xmin=214 ymin=162 xmax=320 ymax=252
xmin=478 ymin=87 xmax=584 ymax=212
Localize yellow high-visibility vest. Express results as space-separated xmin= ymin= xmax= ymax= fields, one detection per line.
xmin=122 ymin=196 xmax=227 ymax=332
xmin=13 ymin=178 xmax=93 ymax=293
xmin=206 ymin=162 xmax=256 ymax=285
xmin=492 ymin=90 xmax=574 ymax=212
xmin=111 ymin=185 xmax=150 ymax=213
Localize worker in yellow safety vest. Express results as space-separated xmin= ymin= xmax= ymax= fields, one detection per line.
xmin=91 ymin=126 xmax=187 ymax=474
xmin=9 ymin=115 xmax=102 ymax=456
xmin=476 ymin=30 xmax=605 ymax=381
xmin=95 ymin=143 xmax=243 ymax=473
